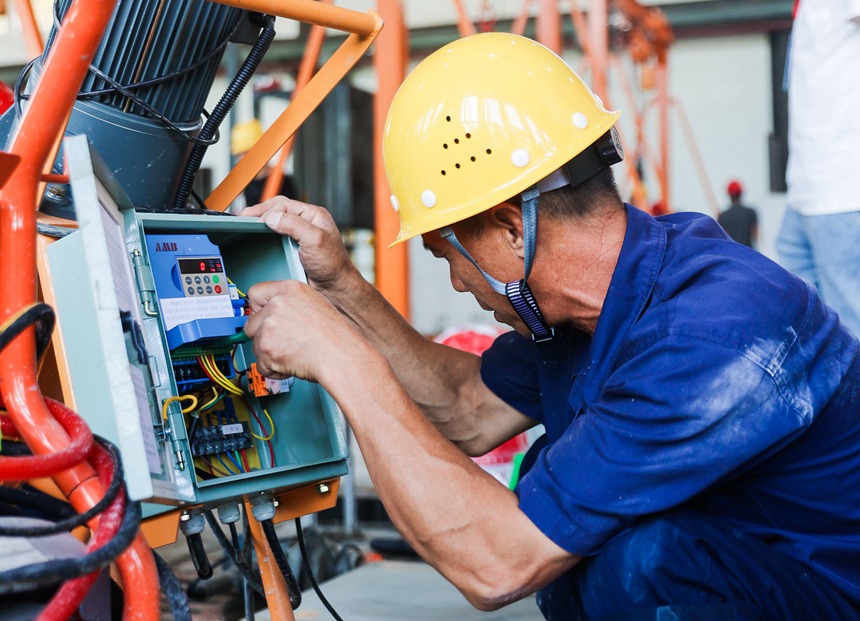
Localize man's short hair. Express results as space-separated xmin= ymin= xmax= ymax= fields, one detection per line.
xmin=510 ymin=167 xmax=623 ymax=219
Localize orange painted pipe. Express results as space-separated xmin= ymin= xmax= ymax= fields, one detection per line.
xmin=0 ymin=0 xmax=160 ymax=617
xmin=209 ymin=0 xmax=377 ymax=35
xmin=373 ymin=0 xmax=409 ymax=318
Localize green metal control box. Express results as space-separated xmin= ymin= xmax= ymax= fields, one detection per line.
xmin=47 ymin=136 xmax=348 ymax=513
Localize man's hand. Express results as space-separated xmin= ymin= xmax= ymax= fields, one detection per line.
xmin=241 ymin=197 xmax=360 ymax=298
xmin=244 ymin=278 xmax=366 ymax=382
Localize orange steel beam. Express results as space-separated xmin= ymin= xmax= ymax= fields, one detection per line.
xmin=656 ymin=57 xmax=670 ymax=211
xmin=246 ymin=500 xmax=297 ymax=621
xmin=452 ymin=0 xmax=477 ymax=37
xmin=536 ymin=0 xmax=562 ymax=54
xmin=261 ymin=0 xmax=333 ymax=202
xmin=588 ymin=0 xmax=609 ymax=103
xmin=373 ymin=0 xmax=409 ymax=318
xmin=568 ymin=1 xmax=594 ymax=74
xmin=0 ymin=0 xmax=160 ymax=617
xmin=510 ymin=0 xmax=534 ymax=36
xmin=209 ymin=0 xmax=377 ymax=35
xmin=670 ymin=96 xmax=719 ymax=216
xmin=207 ymin=11 xmax=384 ymax=211
xmin=12 ymin=0 xmax=44 ymax=59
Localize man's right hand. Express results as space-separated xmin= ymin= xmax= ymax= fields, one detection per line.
xmin=241 ymin=197 xmax=361 ymax=298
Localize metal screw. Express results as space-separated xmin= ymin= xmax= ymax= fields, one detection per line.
xmin=318 ymin=483 xmax=330 ymax=494
xmin=273 ymin=500 xmax=280 ymax=507
xmin=180 ymin=512 xmax=190 ymax=522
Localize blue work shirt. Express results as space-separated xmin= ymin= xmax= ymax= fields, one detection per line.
xmin=481 ymin=204 xmax=860 ymax=605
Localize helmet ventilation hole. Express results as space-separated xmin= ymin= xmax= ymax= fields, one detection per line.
xmin=486 ymin=148 xmax=492 ymax=154
xmin=455 ymin=163 xmax=461 ymax=169
xmin=443 ymin=143 xmax=448 ymax=149
xmin=446 ymin=116 xmax=452 ymax=122
xmin=441 ymin=170 xmax=447 ymax=175
xmin=465 ymin=133 xmax=471 ymax=139
xmin=470 ymin=156 xmax=476 ymax=162
xmin=454 ymin=138 xmax=459 ymax=144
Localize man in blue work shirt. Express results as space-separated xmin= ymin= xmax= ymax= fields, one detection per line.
xmin=242 ymin=34 xmax=860 ymax=620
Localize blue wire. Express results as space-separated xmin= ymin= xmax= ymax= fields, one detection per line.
xmin=225 ymin=451 xmax=243 ymax=473
xmin=217 ymin=454 xmax=237 ymax=475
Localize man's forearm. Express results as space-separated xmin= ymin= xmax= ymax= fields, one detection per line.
xmin=325 ymin=274 xmax=481 ymax=418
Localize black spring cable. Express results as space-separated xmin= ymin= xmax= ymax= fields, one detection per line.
xmin=295 ymin=519 xmax=345 ymax=621
xmin=186 ymin=532 xmax=214 ymax=580
xmin=0 ymin=475 xmax=141 ymax=594
xmin=261 ymin=518 xmax=302 ymax=610
xmin=0 ymin=302 xmax=55 ymax=362
xmin=204 ymin=510 xmax=265 ymax=596
xmin=173 ymin=14 xmax=276 ymax=211
xmin=153 ymin=550 xmax=193 ymax=621
xmin=0 ymin=435 xmax=124 ymax=537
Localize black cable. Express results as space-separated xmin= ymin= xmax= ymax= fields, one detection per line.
xmin=204 ymin=511 xmax=265 ymax=596
xmin=173 ymin=14 xmax=276 ymax=211
xmin=261 ymin=518 xmax=301 ymax=610
xmin=186 ymin=532 xmax=213 ymax=580
xmin=0 ymin=486 xmax=76 ymax=521
xmin=0 ymin=487 xmax=141 ymax=594
xmin=0 ymin=436 xmax=124 ymax=537
xmin=0 ymin=303 xmax=55 ymax=362
xmin=296 ymin=519 xmax=345 ymax=621
xmin=154 ymin=550 xmax=193 ymax=621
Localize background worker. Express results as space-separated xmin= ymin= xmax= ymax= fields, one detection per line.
xmin=717 ymin=179 xmax=758 ymax=247
xmin=230 ymin=118 xmax=297 ymax=206
xmin=776 ymin=0 xmax=860 ymax=335
xmin=243 ymin=34 xmax=860 ymax=620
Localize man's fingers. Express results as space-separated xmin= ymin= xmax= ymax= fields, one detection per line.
xmin=246 ymin=280 xmax=289 ymax=314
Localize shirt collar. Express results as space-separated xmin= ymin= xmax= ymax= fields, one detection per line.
xmin=582 ymin=204 xmax=667 ymax=399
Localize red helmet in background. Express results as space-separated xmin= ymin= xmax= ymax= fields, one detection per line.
xmin=0 ymin=82 xmax=13 ymax=115
xmin=727 ymin=180 xmax=743 ymax=198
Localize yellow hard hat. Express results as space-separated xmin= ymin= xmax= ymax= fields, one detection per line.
xmin=384 ymin=33 xmax=620 ymax=246
xmin=231 ymin=119 xmax=264 ymax=156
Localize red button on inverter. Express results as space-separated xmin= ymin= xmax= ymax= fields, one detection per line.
xmin=214 ymin=285 xmax=222 ymax=293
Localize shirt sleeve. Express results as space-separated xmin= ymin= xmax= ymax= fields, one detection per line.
xmin=480 ymin=331 xmax=543 ymax=421
xmin=516 ymin=333 xmax=811 ymax=557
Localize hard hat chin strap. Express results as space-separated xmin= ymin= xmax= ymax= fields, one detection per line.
xmin=440 ymin=187 xmax=555 ymax=342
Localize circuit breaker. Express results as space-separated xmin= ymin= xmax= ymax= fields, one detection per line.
xmin=46 ymin=137 xmax=348 ymax=512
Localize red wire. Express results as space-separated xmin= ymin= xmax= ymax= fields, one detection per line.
xmin=241 ymin=449 xmax=250 ymax=472
xmin=0 ymin=398 xmax=94 ymax=480
xmin=244 ymin=395 xmax=275 ymax=467
xmin=37 ymin=439 xmax=126 ymax=621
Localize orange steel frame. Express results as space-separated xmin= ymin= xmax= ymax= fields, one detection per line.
xmin=0 ymin=1 xmax=382 ymax=618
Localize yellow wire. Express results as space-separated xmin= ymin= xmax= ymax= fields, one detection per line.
xmin=250 ymin=406 xmax=275 ymax=441
xmin=202 ymin=355 xmax=243 ymax=396
xmin=197 ymin=386 xmax=222 ymax=411
xmin=161 ymin=394 xmax=199 ymax=421
xmin=227 ymin=278 xmax=247 ymax=298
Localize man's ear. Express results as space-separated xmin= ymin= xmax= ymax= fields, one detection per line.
xmin=487 ymin=202 xmax=525 ymax=257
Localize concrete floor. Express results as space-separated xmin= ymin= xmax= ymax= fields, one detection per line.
xmin=252 ymin=560 xmax=542 ymax=621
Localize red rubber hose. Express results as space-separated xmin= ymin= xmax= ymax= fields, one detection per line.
xmin=0 ymin=398 xmax=93 ymax=481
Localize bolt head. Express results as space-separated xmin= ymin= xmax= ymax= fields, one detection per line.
xmin=318 ymin=483 xmax=330 ymax=494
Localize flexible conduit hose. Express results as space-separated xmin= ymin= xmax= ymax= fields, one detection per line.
xmin=173 ymin=14 xmax=276 ymax=211
xmin=186 ymin=532 xmax=214 ymax=580
xmin=261 ymin=518 xmax=302 ymax=610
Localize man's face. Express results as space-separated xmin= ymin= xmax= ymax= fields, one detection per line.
xmin=421 ymin=225 xmax=529 ymax=335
